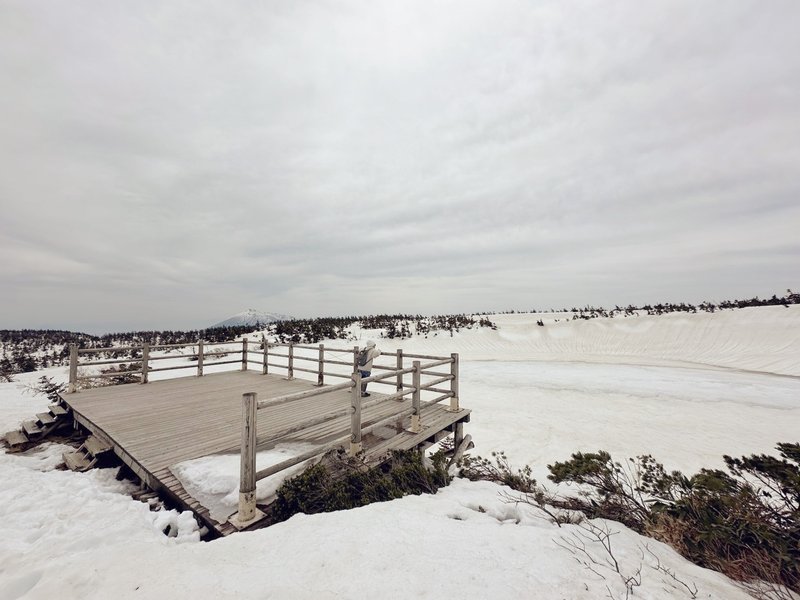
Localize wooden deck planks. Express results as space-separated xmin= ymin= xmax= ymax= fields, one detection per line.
xmin=62 ymin=370 xmax=470 ymax=536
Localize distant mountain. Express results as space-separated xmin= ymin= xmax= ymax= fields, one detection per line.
xmin=211 ymin=309 xmax=292 ymax=329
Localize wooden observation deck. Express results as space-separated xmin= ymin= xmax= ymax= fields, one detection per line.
xmin=59 ymin=339 xmax=470 ymax=537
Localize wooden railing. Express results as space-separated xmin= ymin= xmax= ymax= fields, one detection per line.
xmin=229 ymin=344 xmax=460 ymax=528
xmin=66 ymin=339 xmax=243 ymax=392
xmin=64 ymin=338 xmax=460 ymax=529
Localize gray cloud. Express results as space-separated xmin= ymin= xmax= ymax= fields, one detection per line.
xmin=1 ymin=0 xmax=799 ymax=332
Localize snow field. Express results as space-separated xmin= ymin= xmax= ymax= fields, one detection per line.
xmin=1 ymin=307 xmax=798 ymax=599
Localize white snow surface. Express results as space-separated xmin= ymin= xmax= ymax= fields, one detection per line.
xmin=172 ymin=444 xmax=317 ymax=522
xmin=212 ymin=308 xmax=292 ymax=328
xmin=2 ymin=308 xmax=799 ymax=599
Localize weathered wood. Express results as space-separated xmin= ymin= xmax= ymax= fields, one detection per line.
xmin=77 ymin=371 xmax=143 ymax=380
xmin=262 ymin=335 xmax=268 ymax=375
xmin=291 ymin=366 xmax=319 ymax=376
xmin=403 ymin=352 xmax=455 ymax=361
xmin=147 ymin=365 xmax=196 ymax=374
xmin=420 ymin=375 xmax=453 ymax=389
xmin=411 ymin=361 xmax=422 ymax=433
xmin=318 ymin=344 xmax=324 ymax=386
xmin=60 ymin=350 xmax=465 ymax=537
xmin=49 ymin=403 xmax=68 ymax=416
xmin=76 ymin=345 xmax=140 ymax=354
xmin=350 ymin=372 xmax=362 ymax=456
xmin=419 ymin=370 xmax=451 ymax=378
xmin=241 ymin=339 xmax=248 ymax=371
xmin=449 ymin=352 xmax=460 ymax=411
xmin=418 ymin=358 xmax=454 ymax=370
xmin=141 ymin=343 xmax=150 ymax=384
xmin=449 ymin=433 xmax=472 ymax=468
xmin=63 ymin=451 xmax=92 ymax=472
xmin=36 ymin=412 xmax=55 ymax=426
xmin=4 ymin=430 xmax=28 ymax=446
xmin=69 ymin=344 xmax=78 ymax=393
xmin=256 ymin=379 xmax=354 ymax=410
xmin=22 ymin=420 xmax=42 ymax=436
xmin=197 ymin=339 xmax=204 ymax=376
xmin=352 ymin=345 xmax=358 ymax=374
xmin=396 ymin=349 xmax=403 ymax=391
xmin=287 ymin=343 xmax=294 ymax=380
xmin=84 ymin=435 xmax=112 ymax=456
xmin=231 ymin=392 xmax=259 ymax=528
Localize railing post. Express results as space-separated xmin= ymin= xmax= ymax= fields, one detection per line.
xmin=410 ymin=360 xmax=421 ymax=433
xmin=197 ymin=339 xmax=204 ymax=376
xmin=262 ymin=334 xmax=268 ymax=375
xmin=352 ymin=345 xmax=359 ymax=374
xmin=396 ymin=349 xmax=403 ymax=392
xmin=141 ymin=343 xmax=150 ymax=384
xmin=68 ymin=343 xmax=78 ymax=393
xmin=231 ymin=391 xmax=263 ymax=529
xmin=448 ymin=353 xmax=460 ymax=412
xmin=349 ymin=372 xmax=362 ymax=456
xmin=317 ymin=344 xmax=324 ymax=386
xmin=242 ymin=338 xmax=248 ymax=371
xmin=287 ymin=342 xmax=294 ymax=380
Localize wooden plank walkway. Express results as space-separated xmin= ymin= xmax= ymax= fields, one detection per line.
xmin=61 ymin=371 xmax=470 ymax=536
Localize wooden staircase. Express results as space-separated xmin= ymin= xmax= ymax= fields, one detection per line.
xmin=2 ymin=402 xmax=72 ymax=452
xmin=62 ymin=434 xmax=113 ymax=472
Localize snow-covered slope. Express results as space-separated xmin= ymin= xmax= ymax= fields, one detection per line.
xmin=212 ymin=309 xmax=291 ymax=328
xmin=358 ymin=305 xmax=800 ymax=376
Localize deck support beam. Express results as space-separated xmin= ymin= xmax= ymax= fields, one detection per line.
xmin=349 ymin=372 xmax=362 ymax=456
xmin=231 ymin=391 xmax=264 ymax=529
xmin=410 ymin=360 xmax=422 ymax=433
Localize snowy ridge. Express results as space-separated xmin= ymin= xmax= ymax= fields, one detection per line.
xmin=212 ymin=309 xmax=292 ymax=328
xmin=361 ymin=305 xmax=800 ymax=376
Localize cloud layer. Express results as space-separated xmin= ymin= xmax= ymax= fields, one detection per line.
xmin=1 ymin=1 xmax=798 ymax=332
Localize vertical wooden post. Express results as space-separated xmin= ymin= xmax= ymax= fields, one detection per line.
xmin=68 ymin=343 xmax=78 ymax=393
xmin=261 ymin=334 xmax=268 ymax=375
xmin=242 ymin=338 xmax=248 ymax=371
xmin=317 ymin=344 xmax=324 ymax=386
xmin=352 ymin=345 xmax=359 ymax=374
xmin=197 ymin=339 xmax=204 ymax=376
xmin=410 ymin=360 xmax=421 ymax=433
xmin=287 ymin=343 xmax=294 ymax=380
xmin=448 ymin=353 xmax=460 ymax=412
xmin=141 ymin=343 xmax=150 ymax=384
xmin=234 ymin=392 xmax=258 ymax=525
xmin=349 ymin=371 xmax=362 ymax=456
xmin=453 ymin=421 xmax=464 ymax=451
xmin=396 ymin=349 xmax=403 ymax=392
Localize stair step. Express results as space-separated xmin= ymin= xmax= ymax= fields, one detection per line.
xmin=63 ymin=451 xmax=93 ymax=472
xmin=83 ymin=435 xmax=112 ymax=457
xmin=22 ymin=420 xmax=42 ymax=436
xmin=49 ymin=404 xmax=68 ymax=417
xmin=36 ymin=412 xmax=56 ymax=426
xmin=4 ymin=430 xmax=29 ymax=447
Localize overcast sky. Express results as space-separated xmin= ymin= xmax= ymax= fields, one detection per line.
xmin=1 ymin=1 xmax=798 ymax=333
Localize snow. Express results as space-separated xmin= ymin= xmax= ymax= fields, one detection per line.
xmin=172 ymin=443 xmax=318 ymax=522
xmin=212 ymin=309 xmax=292 ymax=328
xmin=1 ymin=307 xmax=799 ymax=599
